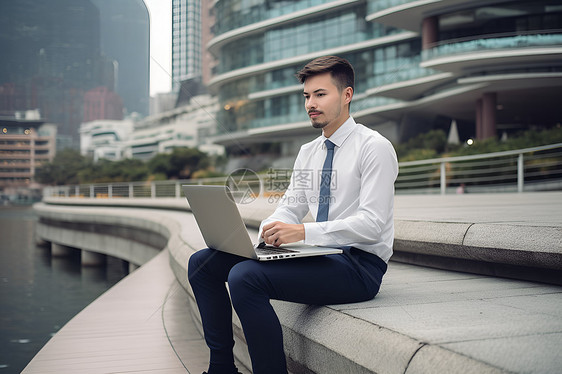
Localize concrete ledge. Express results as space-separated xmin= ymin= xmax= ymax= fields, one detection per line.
xmin=274 ymin=302 xmax=423 ymax=374
xmin=392 ymin=219 xmax=562 ymax=271
xmin=42 ymin=193 xmax=562 ymax=284
xmin=34 ymin=202 xmax=168 ymax=266
xmin=32 ymin=198 xmax=562 ymax=374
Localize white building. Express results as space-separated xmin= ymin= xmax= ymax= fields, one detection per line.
xmin=125 ymin=94 xmax=220 ymax=160
xmin=80 ymin=119 xmax=134 ymax=161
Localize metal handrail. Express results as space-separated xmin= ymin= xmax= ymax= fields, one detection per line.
xmin=44 ymin=143 xmax=562 ymax=198
xmin=398 ymin=143 xmax=562 ymax=194
xmin=399 ymin=143 xmax=562 ymax=166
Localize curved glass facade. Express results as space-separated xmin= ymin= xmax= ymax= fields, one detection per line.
xmin=213 ymin=1 xmax=412 ymax=134
xmin=211 ymin=0 xmax=562 ymax=144
xmin=436 ymin=1 xmax=562 ymax=45
xmin=216 ymin=45 xmax=407 ymax=134
xmin=423 ymin=33 xmax=562 ymax=60
xmin=216 ymin=5 xmax=394 ymax=74
xmin=213 ymin=0 xmax=341 ymax=36
xmin=367 ymin=0 xmax=410 ymax=14
xmin=218 ymin=70 xmax=306 ymax=133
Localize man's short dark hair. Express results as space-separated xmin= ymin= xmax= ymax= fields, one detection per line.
xmin=296 ymin=56 xmax=355 ymax=93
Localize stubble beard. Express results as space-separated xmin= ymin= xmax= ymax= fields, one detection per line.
xmin=311 ymin=118 xmax=328 ymax=129
xmin=310 ymin=105 xmax=341 ymax=130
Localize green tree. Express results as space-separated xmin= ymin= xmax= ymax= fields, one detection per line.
xmin=35 ymin=149 xmax=92 ymax=185
xmin=449 ymin=127 xmax=562 ymax=157
xmin=77 ymin=158 xmax=149 ymax=183
xmin=395 ymin=129 xmax=448 ymax=161
xmin=147 ymin=153 xmax=172 ymax=178
xmin=147 ymin=147 xmax=211 ymax=179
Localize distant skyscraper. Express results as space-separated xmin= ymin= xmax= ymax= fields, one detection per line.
xmin=0 ymin=0 xmax=103 ymax=147
xmin=172 ymin=0 xmax=202 ymax=92
xmin=200 ymin=0 xmax=216 ymax=87
xmin=0 ymin=0 xmax=149 ymax=149
xmin=90 ymin=0 xmax=150 ymax=116
xmin=83 ymin=86 xmax=124 ymax=123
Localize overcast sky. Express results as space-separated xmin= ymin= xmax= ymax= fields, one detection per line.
xmin=144 ymin=0 xmax=172 ymax=96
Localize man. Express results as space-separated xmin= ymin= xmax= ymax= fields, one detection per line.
xmin=188 ymin=56 xmax=398 ymax=374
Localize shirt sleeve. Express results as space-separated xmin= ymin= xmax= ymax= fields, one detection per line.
xmin=258 ymin=148 xmax=311 ymax=240
xmin=303 ymin=137 xmax=398 ymax=247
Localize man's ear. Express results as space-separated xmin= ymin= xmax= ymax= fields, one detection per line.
xmin=343 ymin=87 xmax=353 ymax=105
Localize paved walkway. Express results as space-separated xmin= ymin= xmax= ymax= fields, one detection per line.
xmin=22 ymin=248 xmax=251 ymax=374
xmin=24 ymin=192 xmax=562 ymax=373
xmin=395 ymin=192 xmax=562 ymax=225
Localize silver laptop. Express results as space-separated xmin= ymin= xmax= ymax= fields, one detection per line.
xmin=182 ymin=185 xmax=342 ymax=261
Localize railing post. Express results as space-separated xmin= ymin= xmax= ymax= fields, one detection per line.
xmin=440 ymin=162 xmax=446 ymax=195
xmin=176 ymin=181 xmax=181 ymax=198
xmin=108 ymin=184 xmax=113 ymax=198
xmin=129 ymin=183 xmax=134 ymax=198
xmin=151 ymin=182 xmax=156 ymax=198
xmin=75 ymin=186 xmax=79 ymax=197
xmin=517 ymin=153 xmax=524 ymax=193
xmin=90 ymin=185 xmax=94 ymax=198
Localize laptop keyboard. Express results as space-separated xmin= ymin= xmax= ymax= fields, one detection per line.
xmin=256 ymin=246 xmax=298 ymax=255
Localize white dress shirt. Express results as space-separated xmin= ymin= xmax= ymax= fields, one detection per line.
xmin=259 ymin=116 xmax=398 ymax=262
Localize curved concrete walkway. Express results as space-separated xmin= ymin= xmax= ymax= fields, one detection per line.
xmin=22 ymin=250 xmax=189 ymax=373
xmin=24 ymin=192 xmax=562 ymax=373
xmin=24 ymin=206 xmax=251 ymax=374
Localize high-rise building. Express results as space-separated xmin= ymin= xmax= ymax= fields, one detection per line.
xmin=0 ymin=0 xmax=103 ymax=148
xmin=200 ymin=0 xmax=216 ymax=87
xmin=91 ymin=0 xmax=150 ymax=116
xmin=172 ymin=0 xmax=203 ymax=91
xmin=0 ymin=0 xmax=150 ymax=149
xmin=83 ymin=87 xmax=124 ymax=122
xmin=205 ymin=0 xmax=562 ymax=165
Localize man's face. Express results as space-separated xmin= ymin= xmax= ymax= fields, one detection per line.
xmin=303 ymin=72 xmax=351 ymax=136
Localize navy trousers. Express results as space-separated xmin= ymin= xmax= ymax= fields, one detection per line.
xmin=188 ymin=247 xmax=387 ymax=374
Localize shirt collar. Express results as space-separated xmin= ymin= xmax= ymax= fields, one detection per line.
xmin=322 ymin=116 xmax=357 ymax=148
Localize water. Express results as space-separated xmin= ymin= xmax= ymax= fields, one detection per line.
xmin=0 ymin=206 xmax=128 ymax=373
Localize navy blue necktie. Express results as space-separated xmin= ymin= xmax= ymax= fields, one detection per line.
xmin=317 ymin=139 xmax=335 ymax=222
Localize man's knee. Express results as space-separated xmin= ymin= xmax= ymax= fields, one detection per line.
xmin=188 ymin=248 xmax=212 ymax=282
xmin=226 ymin=262 xmax=248 ymax=291
xmin=227 ymin=261 xmax=263 ymax=305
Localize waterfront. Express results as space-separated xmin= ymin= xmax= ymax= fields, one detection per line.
xmin=0 ymin=206 xmax=127 ymax=373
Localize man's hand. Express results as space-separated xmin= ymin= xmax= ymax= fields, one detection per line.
xmin=261 ymin=221 xmax=305 ymax=247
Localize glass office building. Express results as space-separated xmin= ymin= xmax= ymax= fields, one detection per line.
xmin=92 ymin=0 xmax=150 ymax=116
xmin=0 ymin=0 xmax=149 ymax=149
xmin=172 ymin=0 xmax=203 ymax=91
xmin=207 ymin=0 xmax=562 ymax=157
xmin=0 ymin=0 xmax=103 ymax=148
